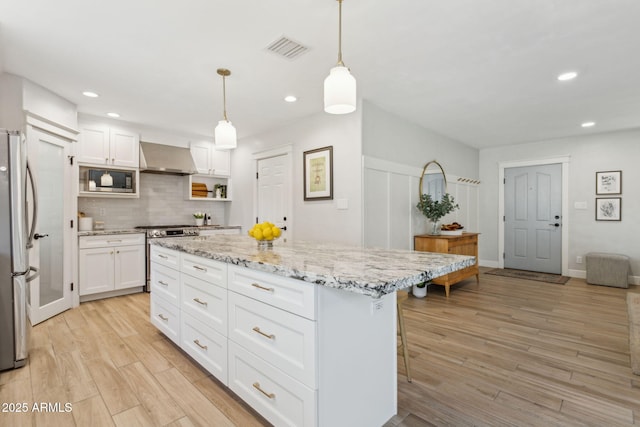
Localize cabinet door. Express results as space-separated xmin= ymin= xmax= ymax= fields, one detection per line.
xmin=190 ymin=141 xmax=213 ymax=174
xmin=211 ymin=148 xmax=231 ymax=177
xmin=110 ymin=128 xmax=139 ymax=168
xmin=78 ymin=124 xmax=109 ymax=165
xmin=114 ymin=244 xmax=146 ymax=289
xmin=79 ymin=248 xmax=114 ymax=295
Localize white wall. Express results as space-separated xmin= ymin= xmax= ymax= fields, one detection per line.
xmin=361 ymin=101 xmax=480 ymax=250
xmin=229 ymin=110 xmax=363 ymax=245
xmin=479 ymin=128 xmax=640 ymax=278
xmin=362 ymin=101 xmax=479 ymax=177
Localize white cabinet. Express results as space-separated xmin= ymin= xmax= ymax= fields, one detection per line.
xmin=79 ymin=234 xmax=145 ymax=297
xmin=78 ymin=123 xmax=139 ymax=168
xmin=190 ymin=140 xmax=231 ymax=177
xmin=185 ymin=175 xmax=232 ymax=201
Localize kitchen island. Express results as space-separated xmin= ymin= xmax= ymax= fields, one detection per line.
xmin=149 ymin=235 xmax=475 ymax=427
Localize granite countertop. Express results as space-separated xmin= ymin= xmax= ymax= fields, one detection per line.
xmin=77 ymin=225 xmax=241 ymax=237
xmin=77 ymin=229 xmax=143 ymax=237
xmin=151 ymin=235 xmax=475 ymax=298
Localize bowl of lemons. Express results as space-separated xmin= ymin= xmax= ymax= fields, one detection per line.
xmin=248 ymin=221 xmax=282 ymax=249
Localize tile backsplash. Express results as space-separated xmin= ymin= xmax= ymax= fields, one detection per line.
xmin=78 ymin=173 xmax=228 ymax=229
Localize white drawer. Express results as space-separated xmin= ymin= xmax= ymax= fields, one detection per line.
xmin=181 ymin=254 xmax=227 ymax=287
xmin=79 ymin=233 xmax=145 ymax=249
xmin=199 ymin=228 xmax=241 ymax=236
xmin=228 ymin=341 xmax=316 ymax=427
xmin=150 ymin=245 xmax=180 ymax=270
xmin=228 ymin=266 xmax=316 ymax=320
xmin=181 ymin=273 xmax=227 ymax=336
xmin=228 ymin=291 xmax=316 ymax=389
xmin=150 ymin=293 xmax=180 ymax=345
xmin=181 ymin=312 xmax=228 ymax=385
xmin=150 ymin=262 xmax=180 ymax=306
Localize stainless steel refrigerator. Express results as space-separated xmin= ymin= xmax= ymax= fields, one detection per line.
xmin=1 ymin=129 xmax=38 ymax=371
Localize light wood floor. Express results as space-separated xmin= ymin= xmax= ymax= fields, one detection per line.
xmin=1 ymin=270 xmax=638 ymax=426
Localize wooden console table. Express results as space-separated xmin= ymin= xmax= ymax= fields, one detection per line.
xmin=414 ymin=233 xmax=479 ymax=297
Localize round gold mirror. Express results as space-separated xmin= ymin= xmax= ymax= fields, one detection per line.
xmin=418 ymin=160 xmax=447 ymax=201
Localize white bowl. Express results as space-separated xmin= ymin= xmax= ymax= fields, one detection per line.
xmin=440 ymin=229 xmax=463 ymax=236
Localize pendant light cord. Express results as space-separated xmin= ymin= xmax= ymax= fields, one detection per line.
xmin=222 ymin=75 xmax=228 ymax=122
xmin=337 ymin=0 xmax=344 ymax=66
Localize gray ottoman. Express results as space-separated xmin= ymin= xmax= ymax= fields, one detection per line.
xmin=585 ymin=252 xmax=630 ymax=288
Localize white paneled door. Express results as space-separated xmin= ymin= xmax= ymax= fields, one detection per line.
xmin=504 ymin=163 xmax=562 ymax=274
xmin=257 ymin=154 xmax=290 ymax=239
xmin=28 ymin=127 xmax=73 ymax=324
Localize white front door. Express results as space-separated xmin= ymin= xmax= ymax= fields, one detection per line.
xmin=504 ymin=163 xmax=562 ymax=274
xmin=27 ymin=128 xmax=73 ymax=324
xmin=257 ymin=154 xmax=290 ymax=239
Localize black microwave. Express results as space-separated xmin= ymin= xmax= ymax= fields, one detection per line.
xmin=87 ymin=169 xmax=134 ymax=193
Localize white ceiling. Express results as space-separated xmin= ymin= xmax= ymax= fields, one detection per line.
xmin=2 ymin=0 xmax=640 ymax=149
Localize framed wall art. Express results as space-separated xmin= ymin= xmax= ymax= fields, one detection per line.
xmin=595 ymin=170 xmax=622 ymax=195
xmin=303 ymin=146 xmax=333 ymax=201
xmin=595 ymin=197 xmax=621 ymax=221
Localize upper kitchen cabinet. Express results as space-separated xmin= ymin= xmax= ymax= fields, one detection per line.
xmin=190 ymin=140 xmax=231 ymax=177
xmin=77 ymin=123 xmax=140 ymax=168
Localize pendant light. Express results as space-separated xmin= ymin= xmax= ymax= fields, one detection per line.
xmin=215 ymin=68 xmax=237 ymax=149
xmin=324 ymin=0 xmax=356 ymax=114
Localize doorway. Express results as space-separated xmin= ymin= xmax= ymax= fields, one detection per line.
xmin=498 ymin=157 xmax=570 ymax=276
xmin=254 ymin=146 xmax=292 ymax=240
xmin=27 ymin=127 xmax=73 ymax=324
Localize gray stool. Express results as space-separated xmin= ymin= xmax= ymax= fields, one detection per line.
xmin=585 ymin=252 xmax=630 ymax=288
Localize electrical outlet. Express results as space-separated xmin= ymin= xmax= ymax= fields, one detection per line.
xmin=371 ymin=299 xmax=384 ymax=314
xmin=576 ymin=256 xmax=583 ymax=264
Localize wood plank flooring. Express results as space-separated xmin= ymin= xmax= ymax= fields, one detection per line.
xmin=1 ymin=269 xmax=638 ymax=426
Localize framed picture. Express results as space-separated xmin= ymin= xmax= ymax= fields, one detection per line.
xmin=303 ymin=146 xmax=333 ymax=201
xmin=596 ymin=170 xmax=622 ymax=195
xmin=596 ymin=197 xmax=621 ymax=221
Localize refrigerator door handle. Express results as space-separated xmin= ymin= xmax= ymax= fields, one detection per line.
xmin=26 ymin=161 xmax=38 ymax=249
xmin=26 ymin=266 xmax=39 ymax=283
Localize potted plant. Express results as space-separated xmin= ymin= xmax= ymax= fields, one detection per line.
xmin=416 ymin=193 xmax=459 ymax=235
xmin=193 ymin=212 xmax=205 ymax=226
xmin=412 ymin=281 xmax=429 ymax=298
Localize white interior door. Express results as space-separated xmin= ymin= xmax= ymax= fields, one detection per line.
xmin=257 ymin=154 xmax=290 ymax=239
xmin=504 ymin=163 xmax=562 ymax=274
xmin=28 ymin=128 xmax=73 ymax=324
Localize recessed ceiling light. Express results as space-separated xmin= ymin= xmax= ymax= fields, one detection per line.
xmin=557 ymin=72 xmax=578 ymax=81
xmin=581 ymin=121 xmax=595 ymax=128
xmin=284 ymin=95 xmax=297 ymax=103
xmin=107 ymin=112 xmax=120 ymax=118
xmin=82 ymin=91 xmax=99 ymax=98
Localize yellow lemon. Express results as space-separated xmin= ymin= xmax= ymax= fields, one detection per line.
xmin=248 ymin=229 xmax=254 ymax=237
xmin=262 ymin=227 xmax=273 ymax=240
xmin=272 ymin=227 xmax=281 ymax=238
xmin=253 ymin=228 xmax=264 ymax=240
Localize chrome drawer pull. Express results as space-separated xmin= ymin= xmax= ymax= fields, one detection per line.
xmin=253 ymin=382 xmax=275 ymax=399
xmin=158 ymin=254 xmax=168 ymax=259
xmin=193 ymin=297 xmax=208 ymax=306
xmin=158 ymin=280 xmax=169 ymax=286
xmin=193 ymin=265 xmax=207 ymax=272
xmin=251 ymin=282 xmax=274 ymax=292
xmin=107 ymin=239 xmax=122 ymax=243
xmin=252 ymin=326 xmax=275 ymax=340
xmin=193 ymin=339 xmax=208 ymax=350
xmin=158 ymin=314 xmax=168 ymax=321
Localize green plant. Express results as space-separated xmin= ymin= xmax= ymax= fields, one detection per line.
xmin=416 ymin=193 xmax=459 ymax=222
xmin=193 ymin=212 xmax=205 ymax=219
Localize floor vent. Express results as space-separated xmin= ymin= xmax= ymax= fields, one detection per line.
xmin=266 ymin=36 xmax=309 ymax=60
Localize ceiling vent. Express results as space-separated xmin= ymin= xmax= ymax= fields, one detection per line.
xmin=266 ymin=36 xmax=309 ymax=60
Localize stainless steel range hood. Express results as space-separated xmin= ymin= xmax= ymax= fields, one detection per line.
xmin=139 ymin=142 xmax=197 ymax=175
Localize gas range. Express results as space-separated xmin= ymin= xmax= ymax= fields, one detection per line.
xmin=134 ymin=224 xmax=200 ymax=238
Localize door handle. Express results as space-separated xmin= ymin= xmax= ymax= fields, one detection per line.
xmin=280 ymin=226 xmax=287 ymax=231
xmin=548 ymin=223 xmax=560 ymax=227
xmin=34 ymin=233 xmax=49 ymax=240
